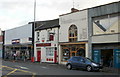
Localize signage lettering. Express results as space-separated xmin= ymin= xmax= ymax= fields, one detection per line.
xmin=36 ymin=43 xmax=51 ymax=47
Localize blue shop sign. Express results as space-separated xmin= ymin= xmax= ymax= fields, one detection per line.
xmin=93 ymin=50 xmax=101 ymax=63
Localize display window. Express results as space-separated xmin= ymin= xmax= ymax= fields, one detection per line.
xmin=46 ymin=47 xmax=54 ymax=57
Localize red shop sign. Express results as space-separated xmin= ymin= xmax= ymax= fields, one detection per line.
xmin=36 ymin=43 xmax=51 ymax=47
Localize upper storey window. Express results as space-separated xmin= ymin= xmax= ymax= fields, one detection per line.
xmin=69 ymin=25 xmax=77 ymax=42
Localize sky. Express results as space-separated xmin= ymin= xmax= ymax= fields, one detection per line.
xmin=0 ymin=0 xmax=119 ymax=30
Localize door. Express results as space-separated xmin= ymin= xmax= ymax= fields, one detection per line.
xmin=78 ymin=57 xmax=86 ymax=68
xmin=71 ymin=57 xmax=79 ymax=67
xmin=70 ymin=51 xmax=76 ymax=57
xmin=114 ymin=49 xmax=120 ymax=68
xmin=37 ymin=51 xmax=41 ymax=62
xmin=93 ymin=50 xmax=101 ymax=63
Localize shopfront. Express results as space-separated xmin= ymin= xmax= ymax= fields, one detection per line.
xmin=36 ymin=43 xmax=58 ymax=63
xmin=5 ymin=44 xmax=32 ymax=60
xmin=4 ymin=23 xmax=33 ymax=61
xmin=60 ymin=42 xmax=87 ymax=62
xmin=92 ymin=43 xmax=120 ymax=68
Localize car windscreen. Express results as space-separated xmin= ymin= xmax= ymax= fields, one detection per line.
xmin=86 ymin=58 xmax=94 ymax=62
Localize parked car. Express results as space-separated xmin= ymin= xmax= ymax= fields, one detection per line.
xmin=66 ymin=56 xmax=103 ymax=72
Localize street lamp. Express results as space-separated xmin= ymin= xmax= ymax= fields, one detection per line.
xmin=31 ymin=0 xmax=36 ymax=62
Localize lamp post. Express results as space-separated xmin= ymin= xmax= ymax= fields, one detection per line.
xmin=32 ymin=0 xmax=36 ymax=62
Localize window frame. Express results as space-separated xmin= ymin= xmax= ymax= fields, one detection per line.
xmin=68 ymin=25 xmax=78 ymax=42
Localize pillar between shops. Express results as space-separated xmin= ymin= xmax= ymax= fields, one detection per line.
xmin=85 ymin=43 xmax=89 ymax=58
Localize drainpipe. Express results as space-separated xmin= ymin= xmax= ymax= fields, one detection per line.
xmin=2 ymin=31 xmax=5 ymax=59
xmin=57 ymin=26 xmax=60 ymax=64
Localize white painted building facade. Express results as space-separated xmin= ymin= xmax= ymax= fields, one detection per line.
xmin=34 ymin=19 xmax=59 ymax=63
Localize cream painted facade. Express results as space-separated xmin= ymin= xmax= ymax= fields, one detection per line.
xmin=59 ymin=10 xmax=88 ymax=42
xmin=59 ymin=9 xmax=89 ymax=64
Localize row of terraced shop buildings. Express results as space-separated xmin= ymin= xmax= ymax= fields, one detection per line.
xmin=1 ymin=1 xmax=120 ymax=68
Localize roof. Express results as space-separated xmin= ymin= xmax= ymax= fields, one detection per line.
xmin=60 ymin=1 xmax=120 ymax=17
xmin=35 ymin=19 xmax=59 ymax=31
xmin=29 ymin=19 xmax=60 ymax=30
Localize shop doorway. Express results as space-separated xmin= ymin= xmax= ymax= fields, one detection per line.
xmin=76 ymin=48 xmax=85 ymax=57
xmin=70 ymin=51 xmax=76 ymax=57
xmin=101 ymin=49 xmax=113 ymax=67
xmin=70 ymin=48 xmax=85 ymax=57
xmin=37 ymin=48 xmax=41 ymax=62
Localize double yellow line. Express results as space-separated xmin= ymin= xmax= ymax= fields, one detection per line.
xmin=2 ymin=66 xmax=36 ymax=77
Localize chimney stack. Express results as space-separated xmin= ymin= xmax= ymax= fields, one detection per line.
xmin=71 ymin=8 xmax=79 ymax=13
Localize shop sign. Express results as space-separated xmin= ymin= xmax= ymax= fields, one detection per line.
xmin=36 ymin=43 xmax=51 ymax=47
xmin=12 ymin=39 xmax=20 ymax=44
xmin=93 ymin=50 xmax=101 ymax=63
xmin=28 ymin=37 xmax=32 ymax=41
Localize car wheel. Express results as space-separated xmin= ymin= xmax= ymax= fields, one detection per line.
xmin=86 ymin=66 xmax=92 ymax=72
xmin=67 ymin=64 xmax=72 ymax=70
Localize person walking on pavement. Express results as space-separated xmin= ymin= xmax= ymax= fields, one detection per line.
xmin=22 ymin=53 xmax=26 ymax=62
xmin=13 ymin=53 xmax=17 ymax=62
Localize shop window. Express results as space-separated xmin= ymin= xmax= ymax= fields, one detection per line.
xmin=76 ymin=48 xmax=85 ymax=57
xmin=69 ymin=25 xmax=77 ymax=42
xmin=62 ymin=49 xmax=70 ymax=61
xmin=72 ymin=52 xmax=75 ymax=56
xmin=46 ymin=48 xmax=54 ymax=57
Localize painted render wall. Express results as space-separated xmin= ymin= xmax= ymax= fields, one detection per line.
xmin=88 ymin=1 xmax=120 ymax=44
xmin=59 ymin=10 xmax=88 ymax=42
xmin=87 ymin=1 xmax=120 ymax=59
xmin=5 ymin=24 xmax=32 ymax=45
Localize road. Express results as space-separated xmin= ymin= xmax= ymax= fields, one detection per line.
xmin=1 ymin=60 xmax=120 ymax=77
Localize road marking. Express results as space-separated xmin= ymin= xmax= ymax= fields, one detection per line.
xmin=15 ymin=65 xmax=28 ymax=69
xmin=6 ymin=69 xmax=17 ymax=75
xmin=2 ymin=65 xmax=36 ymax=77
xmin=20 ymin=67 xmax=28 ymax=69
xmin=41 ymin=66 xmax=48 ymax=69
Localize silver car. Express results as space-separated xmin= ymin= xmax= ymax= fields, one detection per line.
xmin=66 ymin=56 xmax=103 ymax=72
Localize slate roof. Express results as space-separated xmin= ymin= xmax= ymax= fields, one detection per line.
xmin=34 ymin=19 xmax=59 ymax=31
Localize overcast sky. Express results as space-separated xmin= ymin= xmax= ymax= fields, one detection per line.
xmin=0 ymin=0 xmax=119 ymax=30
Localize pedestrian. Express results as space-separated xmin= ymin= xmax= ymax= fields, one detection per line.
xmin=13 ymin=53 xmax=16 ymax=62
xmin=100 ymin=56 xmax=103 ymax=66
xmin=22 ymin=53 xmax=26 ymax=62
xmin=109 ymin=56 xmax=113 ymax=67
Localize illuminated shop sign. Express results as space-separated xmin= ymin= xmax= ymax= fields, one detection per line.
xmin=36 ymin=43 xmax=51 ymax=47
xmin=12 ymin=39 xmax=20 ymax=44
